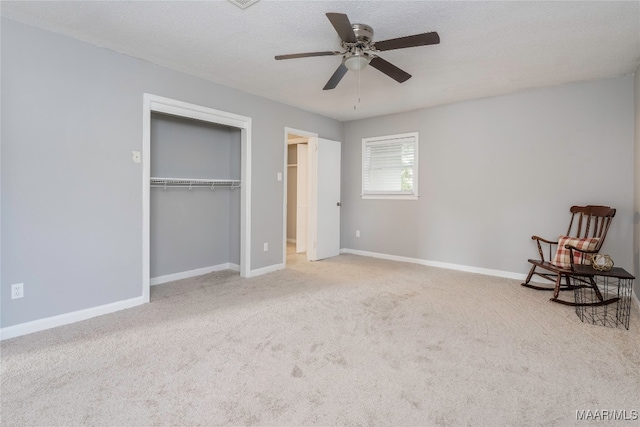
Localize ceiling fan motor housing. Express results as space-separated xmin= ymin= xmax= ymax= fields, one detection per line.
xmin=351 ymin=23 xmax=373 ymax=46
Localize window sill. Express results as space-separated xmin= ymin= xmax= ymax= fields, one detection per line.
xmin=361 ymin=194 xmax=419 ymax=200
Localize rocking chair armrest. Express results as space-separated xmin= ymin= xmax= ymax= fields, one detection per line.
xmin=565 ymin=245 xmax=599 ymax=259
xmin=565 ymin=245 xmax=599 ymax=267
xmin=531 ymin=235 xmax=558 ymax=245
xmin=564 ymin=244 xmax=598 ymax=254
xmin=531 ymin=235 xmax=558 ymax=263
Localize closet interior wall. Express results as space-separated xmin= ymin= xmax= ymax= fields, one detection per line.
xmin=150 ymin=113 xmax=241 ymax=280
xmin=287 ymin=144 xmax=298 ymax=242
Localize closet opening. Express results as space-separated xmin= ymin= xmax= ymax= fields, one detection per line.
xmin=149 ymin=113 xmax=241 ymax=287
xmin=143 ymin=94 xmax=251 ymax=303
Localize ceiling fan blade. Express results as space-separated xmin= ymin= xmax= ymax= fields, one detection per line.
xmin=323 ymin=63 xmax=349 ymax=90
xmin=374 ymin=32 xmax=440 ymax=51
xmin=326 ymin=13 xmax=356 ymax=43
xmin=275 ymin=51 xmax=340 ymax=60
xmin=369 ymin=57 xmax=411 ymax=83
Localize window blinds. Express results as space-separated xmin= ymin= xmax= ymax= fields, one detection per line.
xmin=362 ymin=134 xmax=417 ymax=196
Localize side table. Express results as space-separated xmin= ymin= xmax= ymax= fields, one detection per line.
xmin=570 ymin=264 xmax=635 ymax=330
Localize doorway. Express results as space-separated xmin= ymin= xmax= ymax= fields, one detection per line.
xmin=286 ymin=135 xmax=309 ymax=254
xmin=283 ymin=128 xmax=342 ymax=266
xmin=283 ymin=128 xmax=316 ymax=266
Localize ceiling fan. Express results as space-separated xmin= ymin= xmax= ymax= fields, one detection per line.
xmin=275 ymin=12 xmax=440 ymax=90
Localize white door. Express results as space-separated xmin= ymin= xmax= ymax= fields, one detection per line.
xmin=296 ymin=143 xmax=308 ymax=253
xmin=308 ymin=137 xmax=341 ymax=261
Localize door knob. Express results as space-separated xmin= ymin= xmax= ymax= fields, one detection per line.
xmin=337 ymin=202 xmax=341 ymax=206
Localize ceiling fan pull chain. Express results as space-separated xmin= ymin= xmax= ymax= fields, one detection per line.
xmin=354 ymin=69 xmax=357 ymax=110
xmin=358 ymin=67 xmax=362 ymax=104
xmin=354 ymin=68 xmax=362 ymax=110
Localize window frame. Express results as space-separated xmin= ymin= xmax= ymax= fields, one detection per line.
xmin=361 ymin=132 xmax=419 ymax=200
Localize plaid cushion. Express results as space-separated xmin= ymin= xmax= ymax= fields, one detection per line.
xmin=552 ymin=235 xmax=599 ymax=268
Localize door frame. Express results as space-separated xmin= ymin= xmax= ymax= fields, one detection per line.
xmin=283 ymin=127 xmax=317 ymax=265
xmin=143 ymin=94 xmax=252 ymax=302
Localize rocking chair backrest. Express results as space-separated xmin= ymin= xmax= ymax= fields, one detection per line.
xmin=566 ymin=205 xmax=616 ymax=252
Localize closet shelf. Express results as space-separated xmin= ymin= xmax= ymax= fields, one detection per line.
xmin=150 ymin=177 xmax=240 ymax=189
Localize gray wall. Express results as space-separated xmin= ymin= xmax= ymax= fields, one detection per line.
xmin=2 ymin=16 xmax=636 ymax=330
xmin=150 ymin=113 xmax=240 ymax=278
xmin=634 ymin=64 xmax=640 ymax=296
xmin=1 ymin=18 xmax=342 ymax=328
xmin=342 ymin=76 xmax=635 ymax=276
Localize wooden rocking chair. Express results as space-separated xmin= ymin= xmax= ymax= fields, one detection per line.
xmin=521 ymin=205 xmax=616 ymax=305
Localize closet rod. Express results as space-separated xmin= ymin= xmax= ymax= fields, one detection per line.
xmin=150 ymin=177 xmax=241 ymax=189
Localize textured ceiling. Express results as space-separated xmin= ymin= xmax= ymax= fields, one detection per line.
xmin=2 ymin=1 xmax=639 ymax=121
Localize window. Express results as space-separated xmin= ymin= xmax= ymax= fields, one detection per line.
xmin=362 ymin=132 xmax=418 ymax=199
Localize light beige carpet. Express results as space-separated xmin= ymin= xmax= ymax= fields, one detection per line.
xmin=2 ymin=251 xmax=639 ymax=426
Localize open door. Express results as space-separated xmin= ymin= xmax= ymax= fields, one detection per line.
xmin=308 ymin=137 xmax=341 ymax=261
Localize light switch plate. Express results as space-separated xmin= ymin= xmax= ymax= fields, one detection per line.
xmin=132 ymin=151 xmax=141 ymax=163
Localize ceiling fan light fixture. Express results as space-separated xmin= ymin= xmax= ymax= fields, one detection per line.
xmin=343 ymin=51 xmax=371 ymax=71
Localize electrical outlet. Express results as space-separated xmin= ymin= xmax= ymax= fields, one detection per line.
xmin=356 ymin=230 xmax=360 ymax=237
xmin=132 ymin=151 xmax=141 ymax=163
xmin=263 ymin=242 xmax=268 ymax=251
xmin=11 ymin=283 xmax=24 ymax=299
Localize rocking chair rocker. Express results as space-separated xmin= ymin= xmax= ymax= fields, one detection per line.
xmin=521 ymin=205 xmax=616 ymax=305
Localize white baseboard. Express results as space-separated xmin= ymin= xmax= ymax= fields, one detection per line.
xmin=287 ymin=238 xmax=296 ymax=244
xmin=340 ymin=248 xmax=532 ymax=282
xmin=4 ymin=253 xmax=627 ymax=341
xmin=0 ymin=296 xmax=146 ymax=341
xmin=249 ymin=263 xmax=285 ymax=278
xmin=150 ymin=263 xmax=239 ymax=286
xmin=2 ymin=263 xmax=243 ymax=341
